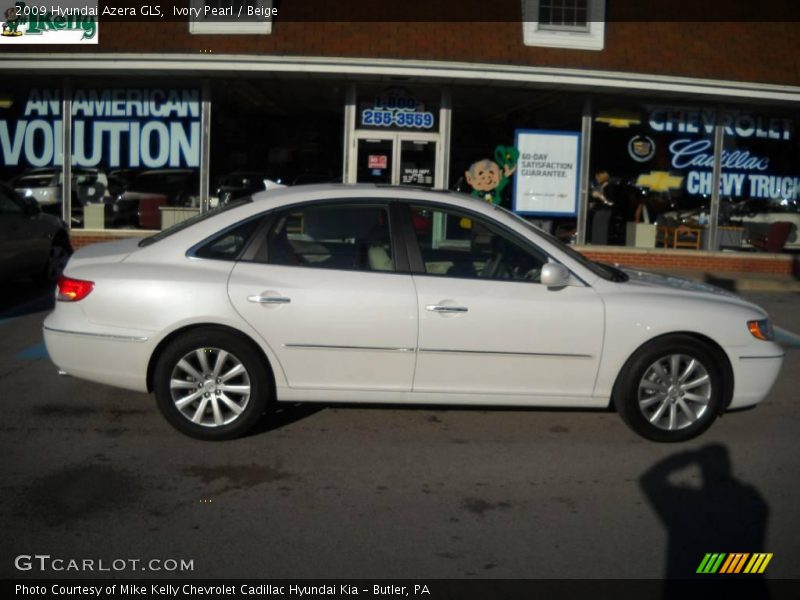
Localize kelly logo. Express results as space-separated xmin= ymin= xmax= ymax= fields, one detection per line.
xmin=1 ymin=2 xmax=98 ymax=44
xmin=697 ymin=553 xmax=773 ymax=574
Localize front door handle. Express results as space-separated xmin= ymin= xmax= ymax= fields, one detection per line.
xmin=248 ymin=295 xmax=291 ymax=304
xmin=425 ymin=304 xmax=468 ymax=313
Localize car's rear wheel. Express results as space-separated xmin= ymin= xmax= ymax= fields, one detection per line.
xmin=153 ymin=329 xmax=269 ymax=440
xmin=615 ymin=335 xmax=724 ymax=442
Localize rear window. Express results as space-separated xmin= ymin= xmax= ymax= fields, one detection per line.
xmin=193 ymin=217 xmax=263 ymax=261
xmin=138 ymin=198 xmax=253 ymax=248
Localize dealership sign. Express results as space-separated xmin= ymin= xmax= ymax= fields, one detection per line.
xmin=0 ymin=1 xmax=98 ymax=44
xmin=513 ymin=130 xmax=580 ymax=216
xmin=647 ymin=106 xmax=792 ymax=141
xmin=0 ymin=88 xmax=200 ymax=169
xmin=666 ymin=137 xmax=800 ymax=200
xmin=627 ymin=106 xmax=800 ymax=201
xmin=360 ymin=87 xmax=435 ymax=130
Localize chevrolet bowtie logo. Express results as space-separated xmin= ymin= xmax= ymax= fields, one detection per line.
xmin=636 ymin=171 xmax=684 ymax=192
xmin=594 ymin=115 xmax=642 ymax=128
xmin=697 ymin=553 xmax=773 ymax=574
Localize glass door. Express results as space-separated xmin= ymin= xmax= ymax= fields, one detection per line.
xmin=399 ymin=139 xmax=436 ymax=187
xmin=356 ymin=138 xmax=393 ymax=184
xmin=353 ymin=134 xmax=438 ymax=186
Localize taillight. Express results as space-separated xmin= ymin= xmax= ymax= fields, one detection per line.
xmin=57 ymin=275 xmax=94 ymax=302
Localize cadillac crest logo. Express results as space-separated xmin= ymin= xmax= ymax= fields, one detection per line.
xmin=628 ymin=135 xmax=656 ymax=163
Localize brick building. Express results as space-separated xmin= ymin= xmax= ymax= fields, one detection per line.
xmin=2 ymin=0 xmax=799 ymax=273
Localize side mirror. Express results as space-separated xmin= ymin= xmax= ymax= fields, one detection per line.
xmin=540 ymin=263 xmax=570 ymax=288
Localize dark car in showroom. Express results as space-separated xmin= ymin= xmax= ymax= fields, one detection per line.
xmin=113 ymin=169 xmax=200 ymax=229
xmin=0 ymin=180 xmax=72 ymax=283
xmin=212 ymin=171 xmax=285 ymax=208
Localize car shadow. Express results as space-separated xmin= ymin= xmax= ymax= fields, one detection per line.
xmin=0 ymin=279 xmax=55 ymax=320
xmin=251 ymin=402 xmax=326 ymax=435
xmin=253 ymin=402 xmax=611 ymax=436
xmin=639 ymin=444 xmax=771 ymax=597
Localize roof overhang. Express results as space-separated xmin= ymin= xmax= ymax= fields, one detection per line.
xmin=3 ymin=53 xmax=800 ymax=105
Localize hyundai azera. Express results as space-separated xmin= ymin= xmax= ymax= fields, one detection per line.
xmin=44 ymin=185 xmax=783 ymax=442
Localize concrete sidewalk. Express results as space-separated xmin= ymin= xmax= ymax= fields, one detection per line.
xmin=645 ymin=268 xmax=800 ymax=293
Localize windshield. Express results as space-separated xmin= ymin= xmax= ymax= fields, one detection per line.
xmin=138 ymin=198 xmax=253 ymax=247
xmin=496 ymin=205 xmax=629 ymax=282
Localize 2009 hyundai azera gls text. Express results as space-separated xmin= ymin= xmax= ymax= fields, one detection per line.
xmin=43 ymin=185 xmax=784 ymax=442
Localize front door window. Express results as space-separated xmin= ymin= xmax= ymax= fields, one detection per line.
xmin=409 ymin=205 xmax=548 ymax=282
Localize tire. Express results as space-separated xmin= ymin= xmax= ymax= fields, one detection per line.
xmin=153 ymin=329 xmax=270 ymax=440
xmin=615 ymin=335 xmax=724 ymax=442
xmin=36 ymin=239 xmax=71 ymax=284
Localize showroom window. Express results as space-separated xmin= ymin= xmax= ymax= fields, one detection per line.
xmin=521 ymin=0 xmax=605 ymax=50
xmin=189 ymin=0 xmax=274 ymax=34
xmin=60 ymin=82 xmax=203 ymax=231
xmin=0 ymin=80 xmax=77 ymax=227
xmin=588 ymin=99 xmax=717 ymax=249
xmin=448 ymin=84 xmax=583 ymax=242
xmin=209 ymin=77 xmax=343 ymax=205
xmin=716 ymin=106 xmax=800 ymax=252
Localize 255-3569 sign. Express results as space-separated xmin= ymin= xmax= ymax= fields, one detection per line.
xmin=361 ymin=109 xmax=434 ymax=129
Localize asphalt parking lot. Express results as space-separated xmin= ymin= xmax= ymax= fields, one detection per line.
xmin=1 ymin=283 xmax=799 ymax=580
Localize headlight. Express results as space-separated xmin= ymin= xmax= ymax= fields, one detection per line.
xmin=747 ymin=319 xmax=774 ymax=341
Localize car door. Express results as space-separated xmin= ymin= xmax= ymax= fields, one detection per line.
xmin=405 ymin=203 xmax=605 ymax=400
xmin=228 ymin=201 xmax=418 ymax=391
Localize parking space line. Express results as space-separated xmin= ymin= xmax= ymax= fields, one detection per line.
xmin=15 ymin=341 xmax=48 ymax=361
xmin=775 ymin=327 xmax=800 ymax=349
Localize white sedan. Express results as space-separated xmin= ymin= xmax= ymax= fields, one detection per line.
xmin=44 ymin=185 xmax=784 ymax=442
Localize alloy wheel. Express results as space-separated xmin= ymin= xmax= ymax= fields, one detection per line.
xmin=169 ymin=347 xmax=251 ymax=427
xmin=637 ymin=353 xmax=711 ymax=431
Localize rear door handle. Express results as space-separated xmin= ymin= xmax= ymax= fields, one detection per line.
xmin=425 ymin=304 xmax=468 ymax=313
xmin=248 ymin=295 xmax=291 ymax=304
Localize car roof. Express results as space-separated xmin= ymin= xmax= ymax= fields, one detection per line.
xmin=250 ymin=183 xmax=459 ymax=201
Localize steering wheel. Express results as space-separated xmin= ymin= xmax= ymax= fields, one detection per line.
xmin=482 ymin=252 xmax=505 ymax=278
xmin=523 ymin=267 xmax=541 ymax=282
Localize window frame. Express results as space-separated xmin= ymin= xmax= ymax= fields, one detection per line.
xmin=521 ymin=0 xmax=605 ymax=51
xmin=189 ymin=0 xmax=274 ymax=35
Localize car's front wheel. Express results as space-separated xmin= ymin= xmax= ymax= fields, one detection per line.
xmin=153 ymin=329 xmax=270 ymax=440
xmin=615 ymin=335 xmax=725 ymax=442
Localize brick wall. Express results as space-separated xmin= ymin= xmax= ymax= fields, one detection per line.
xmin=579 ymin=248 xmax=797 ymax=275
xmin=13 ymin=4 xmax=800 ymax=87
xmin=70 ymin=231 xmax=146 ymax=250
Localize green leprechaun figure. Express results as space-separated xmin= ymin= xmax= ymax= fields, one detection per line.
xmin=464 ymin=145 xmax=520 ymax=206
xmin=2 ymin=4 xmax=25 ymax=37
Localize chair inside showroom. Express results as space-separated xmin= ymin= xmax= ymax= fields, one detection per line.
xmin=748 ymin=221 xmax=792 ymax=253
xmin=672 ymin=225 xmax=702 ymax=250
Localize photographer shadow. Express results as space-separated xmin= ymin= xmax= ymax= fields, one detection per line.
xmin=640 ymin=444 xmax=770 ymax=596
